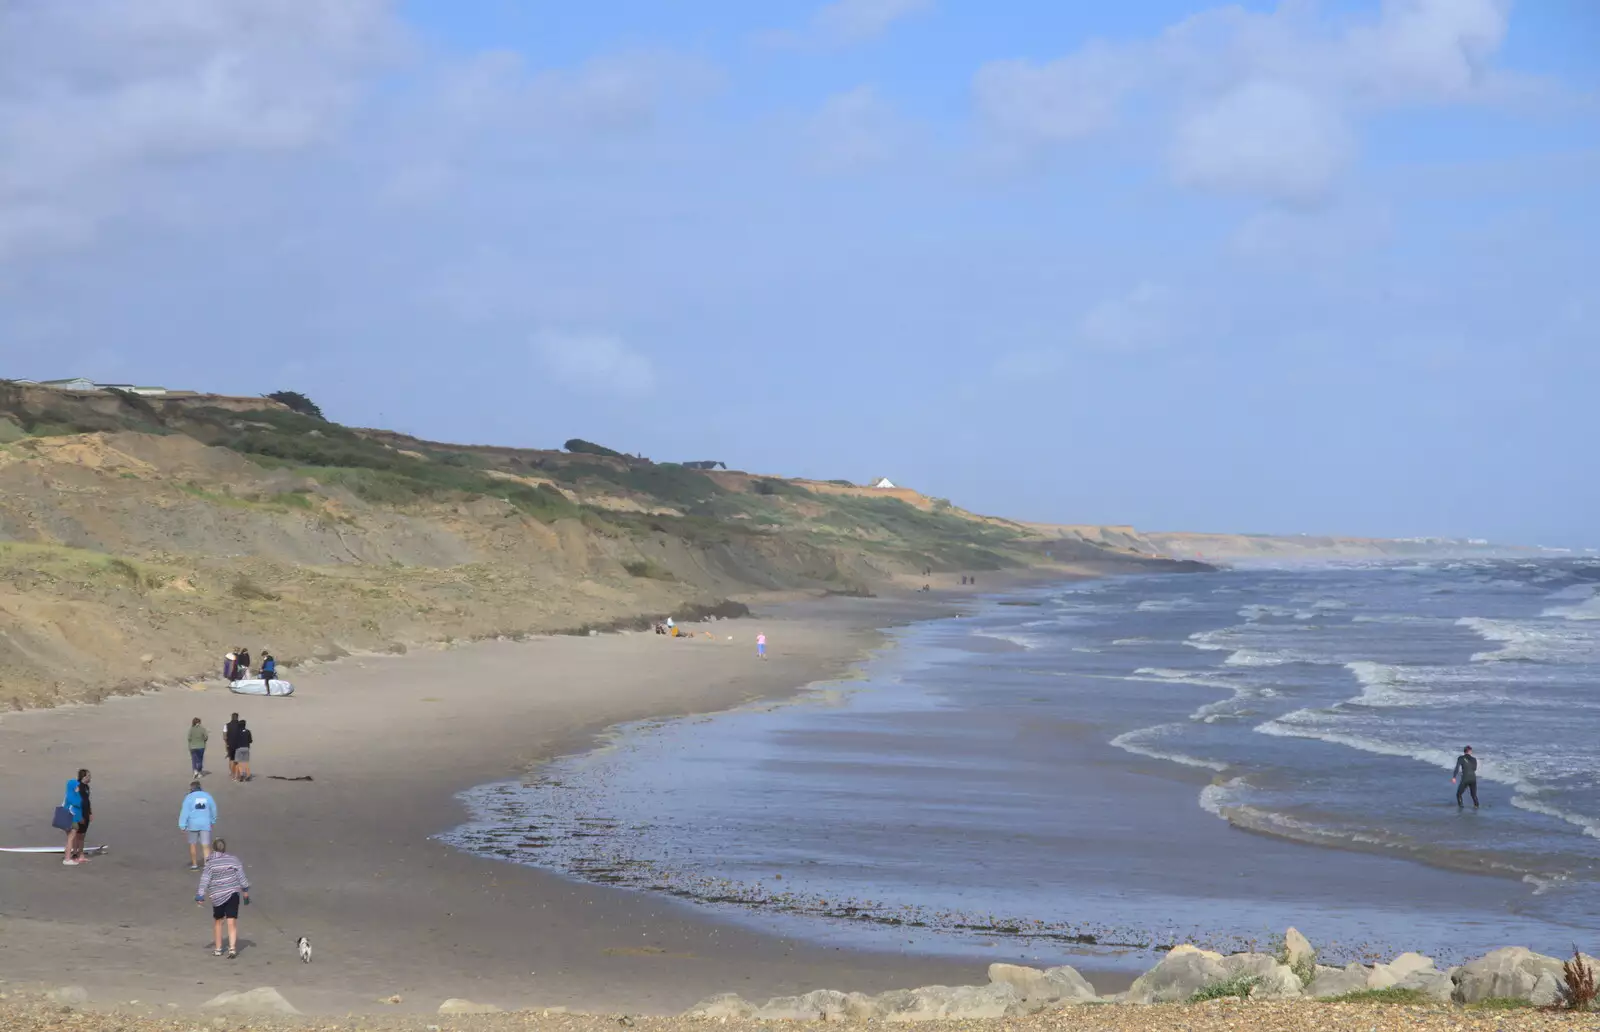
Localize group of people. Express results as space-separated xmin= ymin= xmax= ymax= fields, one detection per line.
xmin=60 ymin=711 xmax=259 ymax=958
xmin=223 ymin=647 xmax=277 ymax=684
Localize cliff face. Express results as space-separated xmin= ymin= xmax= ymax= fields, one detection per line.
xmin=0 ymin=388 xmax=1194 ymax=705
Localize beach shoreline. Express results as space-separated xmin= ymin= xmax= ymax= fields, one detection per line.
xmin=0 ymin=585 xmax=1116 ymax=1017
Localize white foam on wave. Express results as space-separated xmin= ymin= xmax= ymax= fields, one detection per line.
xmin=1109 ymin=724 xmax=1229 ymax=772
xmin=1254 ymin=714 xmax=1465 ymax=772
xmin=1352 ymin=613 xmax=1450 ymax=625
xmin=1511 ymin=791 xmax=1600 ymax=841
xmin=1544 ymin=592 xmax=1600 ymax=622
xmin=1137 ymin=597 xmax=1195 ymax=612
xmin=1457 ymin=616 xmax=1599 ymax=663
xmin=1239 ymin=604 xmax=1296 ymax=621
xmin=970 ymin=631 xmax=1043 ymax=650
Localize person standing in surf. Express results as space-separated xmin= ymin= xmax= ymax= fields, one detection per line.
xmin=62 ymin=769 xmax=91 ymax=865
xmin=1452 ymin=745 xmax=1480 ymax=808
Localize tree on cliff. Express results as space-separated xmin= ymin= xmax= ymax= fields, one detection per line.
xmin=266 ymin=391 xmax=325 ymax=420
xmin=564 ymin=438 xmax=625 ymax=458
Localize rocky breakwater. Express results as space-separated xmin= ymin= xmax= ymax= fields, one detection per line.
xmin=681 ymin=931 xmax=1598 ymax=1020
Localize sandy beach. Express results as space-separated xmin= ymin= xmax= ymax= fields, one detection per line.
xmin=0 ymin=595 xmax=1048 ymax=1016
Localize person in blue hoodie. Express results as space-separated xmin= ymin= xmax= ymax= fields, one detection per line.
xmin=62 ymin=769 xmax=91 ymax=866
xmin=179 ymin=780 xmax=219 ymax=870
xmin=260 ymin=650 xmax=277 ymax=686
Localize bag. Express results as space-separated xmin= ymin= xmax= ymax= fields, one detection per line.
xmin=52 ymin=806 xmax=75 ymax=831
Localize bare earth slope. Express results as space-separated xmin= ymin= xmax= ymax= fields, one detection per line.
xmin=0 ymin=385 xmax=1193 ymax=704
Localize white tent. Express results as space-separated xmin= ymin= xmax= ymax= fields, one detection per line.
xmin=869 ymin=477 xmax=896 ymax=489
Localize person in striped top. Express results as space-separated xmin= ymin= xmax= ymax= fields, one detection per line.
xmin=195 ymin=838 xmax=250 ymax=958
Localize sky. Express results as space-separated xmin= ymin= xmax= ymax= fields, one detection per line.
xmin=1 ymin=1 xmax=1596 ymax=546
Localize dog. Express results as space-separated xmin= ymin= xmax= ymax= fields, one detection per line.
xmin=297 ymin=936 xmax=312 ymax=964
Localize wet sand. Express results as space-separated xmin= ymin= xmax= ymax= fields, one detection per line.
xmin=0 ymin=596 xmax=1053 ymax=1015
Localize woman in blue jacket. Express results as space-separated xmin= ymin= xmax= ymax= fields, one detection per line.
xmin=63 ymin=769 xmax=91 ymax=866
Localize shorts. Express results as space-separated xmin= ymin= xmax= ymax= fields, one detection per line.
xmin=186 ymin=828 xmax=212 ymax=846
xmin=211 ymin=892 xmax=241 ymax=920
xmin=234 ymin=747 xmax=251 ymax=762
xmin=73 ymin=820 xmax=90 ymax=835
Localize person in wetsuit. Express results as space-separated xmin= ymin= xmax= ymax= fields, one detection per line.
xmin=1452 ymin=745 xmax=1479 ymax=808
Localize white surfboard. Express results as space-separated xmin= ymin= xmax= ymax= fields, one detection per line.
xmin=0 ymin=844 xmax=110 ymax=855
xmin=229 ymin=678 xmax=294 ymax=697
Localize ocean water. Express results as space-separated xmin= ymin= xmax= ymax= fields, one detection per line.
xmin=444 ymin=559 xmax=1600 ymax=967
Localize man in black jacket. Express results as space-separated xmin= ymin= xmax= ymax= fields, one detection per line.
xmin=1452 ymin=745 xmax=1479 ymax=808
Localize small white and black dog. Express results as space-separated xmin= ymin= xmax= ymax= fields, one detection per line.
xmin=296 ymin=936 xmax=313 ymax=963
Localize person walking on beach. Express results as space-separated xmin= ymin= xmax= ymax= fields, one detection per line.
xmin=756 ymin=632 xmax=767 ymax=660
xmin=179 ymin=780 xmax=219 ymax=869
xmin=196 ymin=838 xmax=249 ymax=958
xmin=225 ymin=712 xmax=242 ymax=780
xmin=233 ymin=720 xmax=253 ymax=782
xmin=187 ymin=717 xmax=209 ymax=777
xmin=1452 ymin=745 xmax=1480 ymax=808
xmin=62 ymin=769 xmax=91 ymax=866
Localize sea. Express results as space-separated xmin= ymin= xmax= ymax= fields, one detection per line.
xmin=443 ymin=558 xmax=1600 ymax=969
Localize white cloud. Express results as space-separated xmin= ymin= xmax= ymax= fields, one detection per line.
xmin=762 ymin=0 xmax=931 ymax=50
xmin=971 ymin=0 xmax=1519 ymax=206
xmin=1079 ymin=283 xmax=1179 ymax=353
xmin=537 ymin=332 xmax=656 ymax=399
xmin=806 ymin=86 xmax=900 ymax=173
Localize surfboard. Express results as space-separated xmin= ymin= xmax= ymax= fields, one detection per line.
xmin=229 ymin=678 xmax=294 ymax=697
xmin=0 ymin=844 xmax=110 ymax=855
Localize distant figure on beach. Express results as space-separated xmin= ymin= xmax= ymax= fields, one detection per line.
xmin=196 ymin=837 xmax=250 ymax=958
xmin=223 ymin=649 xmax=237 ymax=680
xmin=233 ymin=721 xmax=253 ymax=781
xmin=225 ymin=712 xmax=243 ymax=780
xmin=62 ymin=768 xmax=92 ymax=866
xmin=260 ymin=650 xmax=276 ymax=685
xmin=188 ymin=717 xmax=209 ymax=776
xmin=1452 ymin=745 xmax=1480 ymax=808
xmin=179 ymin=779 xmax=219 ymax=869
xmin=756 ymin=633 xmax=767 ymax=660
xmin=235 ymin=648 xmax=251 ymax=681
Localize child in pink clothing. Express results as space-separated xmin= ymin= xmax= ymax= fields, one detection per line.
xmin=756 ymin=633 xmax=767 ymax=659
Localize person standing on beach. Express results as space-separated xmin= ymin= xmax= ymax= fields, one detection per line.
xmin=225 ymin=712 xmax=242 ymax=781
xmin=1452 ymin=745 xmax=1480 ymax=808
xmin=233 ymin=721 xmax=253 ymax=782
xmin=235 ymin=648 xmax=251 ymax=681
xmin=62 ymin=769 xmax=91 ymax=865
xmin=223 ymin=649 xmax=237 ymax=681
xmin=260 ymin=650 xmax=276 ymax=686
xmin=187 ymin=717 xmax=209 ymax=777
xmin=756 ymin=632 xmax=767 ymax=660
xmin=179 ymin=780 xmax=219 ymax=869
xmin=196 ymin=838 xmax=249 ymax=958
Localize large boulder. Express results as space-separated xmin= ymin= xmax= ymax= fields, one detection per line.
xmin=202 ymin=987 xmax=300 ymax=1016
xmin=1214 ymin=954 xmax=1303 ymax=999
xmin=1394 ymin=969 xmax=1455 ymax=1003
xmin=1307 ymin=964 xmax=1372 ymax=999
xmin=683 ymin=993 xmax=758 ymax=1020
xmin=438 ymin=999 xmax=503 ymax=1015
xmin=1125 ymin=945 xmax=1227 ymax=1004
xmin=1282 ymin=928 xmax=1315 ymax=971
xmin=986 ymin=963 xmax=1097 ymax=1009
xmin=873 ymin=983 xmax=1024 ymax=1021
xmin=1530 ymin=972 xmax=1563 ymax=1008
xmin=754 ymin=990 xmax=852 ymax=1021
xmin=1452 ymin=948 xmax=1565 ymax=1004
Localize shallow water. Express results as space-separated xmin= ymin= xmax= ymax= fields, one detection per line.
xmin=443 ymin=558 xmax=1600 ymax=969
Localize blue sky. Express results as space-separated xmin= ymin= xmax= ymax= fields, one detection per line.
xmin=1 ymin=1 xmax=1596 ymax=545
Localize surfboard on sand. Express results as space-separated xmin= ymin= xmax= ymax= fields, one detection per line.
xmin=229 ymin=678 xmax=294 ymax=697
xmin=0 ymin=845 xmax=110 ymax=855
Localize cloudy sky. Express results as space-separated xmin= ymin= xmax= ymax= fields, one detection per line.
xmin=1 ymin=1 xmax=1595 ymax=545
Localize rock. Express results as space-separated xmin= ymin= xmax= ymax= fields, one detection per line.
xmin=1212 ymin=954 xmax=1302 ymax=999
xmin=1282 ymin=927 xmax=1315 ymax=970
xmin=1125 ymin=945 xmax=1227 ymax=1004
xmin=202 ymin=987 xmax=300 ymax=1016
xmin=1451 ymin=947 xmax=1565 ymax=1004
xmin=682 ymin=993 xmax=758 ymax=1020
xmin=438 ymin=999 xmax=503 ymax=1015
xmin=47 ymin=987 xmax=88 ymax=1007
xmin=1384 ymin=952 xmax=1437 ymax=981
xmin=873 ymin=983 xmax=1024 ymax=1021
xmin=1394 ymin=969 xmax=1455 ymax=1003
xmin=754 ymin=990 xmax=851 ymax=1021
xmin=1529 ymin=971 xmax=1562 ymax=1008
xmin=1307 ymin=964 xmax=1372 ymax=999
xmin=986 ymin=963 xmax=1097 ymax=1009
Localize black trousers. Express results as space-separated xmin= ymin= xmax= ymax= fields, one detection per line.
xmin=1457 ymin=779 xmax=1479 ymax=806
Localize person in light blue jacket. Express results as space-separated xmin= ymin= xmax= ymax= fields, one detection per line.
xmin=179 ymin=780 xmax=219 ymax=870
